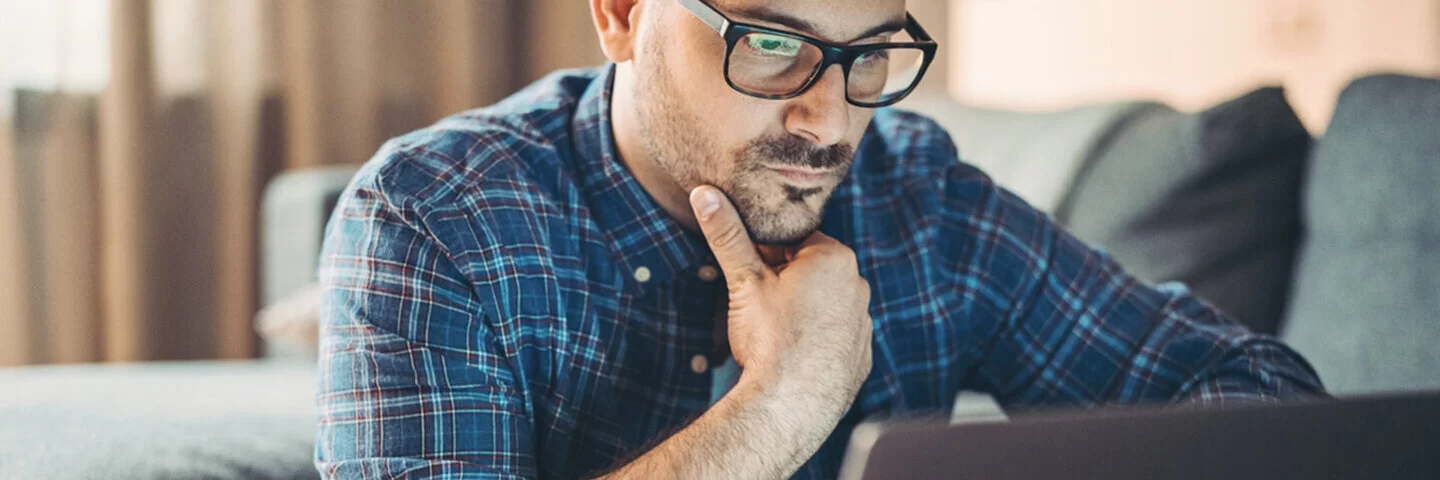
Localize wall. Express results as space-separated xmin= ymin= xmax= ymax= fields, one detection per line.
xmin=950 ymin=0 xmax=1440 ymax=131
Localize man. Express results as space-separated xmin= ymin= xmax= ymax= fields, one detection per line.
xmin=315 ymin=0 xmax=1324 ymax=478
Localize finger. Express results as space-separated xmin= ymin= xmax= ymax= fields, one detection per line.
xmin=791 ymin=230 xmax=858 ymax=271
xmin=690 ymin=185 xmax=767 ymax=286
xmin=799 ymin=230 xmax=841 ymax=248
xmin=792 ymin=230 xmax=843 ymax=259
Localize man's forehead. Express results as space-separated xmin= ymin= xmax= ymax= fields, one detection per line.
xmin=707 ymin=0 xmax=907 ymax=44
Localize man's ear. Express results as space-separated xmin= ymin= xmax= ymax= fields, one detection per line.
xmin=591 ymin=0 xmax=645 ymax=62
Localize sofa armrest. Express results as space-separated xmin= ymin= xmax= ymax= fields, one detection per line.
xmin=260 ymin=165 xmax=359 ymax=358
xmin=261 ymin=165 xmax=360 ymax=305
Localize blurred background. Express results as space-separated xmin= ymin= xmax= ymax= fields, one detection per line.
xmin=0 ymin=0 xmax=609 ymax=365
xmin=0 ymin=0 xmax=1437 ymax=367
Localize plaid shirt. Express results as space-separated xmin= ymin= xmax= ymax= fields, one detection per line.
xmin=317 ymin=65 xmax=1323 ymax=479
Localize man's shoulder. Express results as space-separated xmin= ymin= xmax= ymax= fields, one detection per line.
xmin=846 ymin=108 xmax=1044 ymax=243
xmin=851 ymin=108 xmax=993 ymax=195
xmin=353 ymin=68 xmax=603 ymax=212
xmin=866 ymin=109 xmax=961 ymax=167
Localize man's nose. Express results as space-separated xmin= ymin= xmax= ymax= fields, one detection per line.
xmin=784 ymin=65 xmax=851 ymax=147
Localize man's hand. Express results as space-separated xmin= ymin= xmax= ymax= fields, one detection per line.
xmin=594 ymin=186 xmax=873 ymax=480
xmin=688 ymin=185 xmax=873 ymax=413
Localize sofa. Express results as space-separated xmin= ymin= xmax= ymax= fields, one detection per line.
xmin=2 ymin=73 xmax=1436 ymax=479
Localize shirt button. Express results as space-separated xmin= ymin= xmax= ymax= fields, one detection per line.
xmin=697 ymin=265 xmax=719 ymax=282
xmin=690 ymin=354 xmax=710 ymax=374
xmin=633 ymin=266 xmax=652 ymax=283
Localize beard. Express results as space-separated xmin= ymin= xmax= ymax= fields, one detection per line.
xmin=632 ymin=40 xmax=855 ymax=245
xmin=722 ymin=137 xmax=854 ymax=244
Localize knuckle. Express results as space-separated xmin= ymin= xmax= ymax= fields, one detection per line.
xmin=810 ymin=245 xmax=841 ymax=262
xmin=824 ymin=248 xmax=860 ymax=272
xmin=726 ymin=268 xmax=763 ymax=287
xmin=710 ymin=223 xmax=748 ymax=250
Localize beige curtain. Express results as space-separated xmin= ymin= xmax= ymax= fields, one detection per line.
xmin=0 ymin=0 xmax=603 ymax=366
xmin=0 ymin=109 xmax=26 ymax=362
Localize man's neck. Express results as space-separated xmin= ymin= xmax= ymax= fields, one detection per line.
xmin=609 ymin=63 xmax=702 ymax=233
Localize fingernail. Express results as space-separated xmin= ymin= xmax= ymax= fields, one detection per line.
xmin=692 ymin=188 xmax=720 ymax=221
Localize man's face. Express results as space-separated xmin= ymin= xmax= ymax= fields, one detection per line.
xmin=630 ymin=0 xmax=907 ymax=244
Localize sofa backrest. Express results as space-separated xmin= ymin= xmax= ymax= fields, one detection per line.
xmin=1279 ymin=74 xmax=1440 ymax=395
xmin=897 ymin=92 xmax=1152 ymax=214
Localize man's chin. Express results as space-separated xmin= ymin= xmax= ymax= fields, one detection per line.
xmin=738 ymin=207 xmax=822 ymax=246
xmin=726 ymin=177 xmax=832 ymax=245
xmin=750 ymin=228 xmax=813 ymax=247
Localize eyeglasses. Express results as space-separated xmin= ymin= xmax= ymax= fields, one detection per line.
xmin=676 ymin=0 xmax=938 ymax=108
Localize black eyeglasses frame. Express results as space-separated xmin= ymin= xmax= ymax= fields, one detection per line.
xmin=675 ymin=0 xmax=939 ymax=108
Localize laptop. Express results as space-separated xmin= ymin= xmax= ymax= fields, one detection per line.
xmin=839 ymin=391 xmax=1440 ymax=480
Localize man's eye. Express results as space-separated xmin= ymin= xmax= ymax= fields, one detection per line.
xmin=745 ymin=35 xmax=802 ymax=56
xmin=856 ymin=50 xmax=890 ymax=65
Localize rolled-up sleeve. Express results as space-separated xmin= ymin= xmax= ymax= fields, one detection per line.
xmin=316 ymin=167 xmax=535 ymax=479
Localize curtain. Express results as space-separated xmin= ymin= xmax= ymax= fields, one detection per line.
xmin=0 ymin=0 xmax=604 ymax=365
xmin=0 ymin=103 xmax=26 ymax=363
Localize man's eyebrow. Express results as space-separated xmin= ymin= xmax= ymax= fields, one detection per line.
xmin=728 ymin=7 xmax=906 ymax=44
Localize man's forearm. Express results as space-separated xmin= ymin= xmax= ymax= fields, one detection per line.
xmin=596 ymin=370 xmax=850 ymax=479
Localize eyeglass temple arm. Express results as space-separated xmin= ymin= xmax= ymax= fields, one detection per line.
xmin=676 ymin=0 xmax=731 ymax=34
xmin=904 ymin=13 xmax=935 ymax=43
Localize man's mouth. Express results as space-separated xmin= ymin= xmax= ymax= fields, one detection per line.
xmin=765 ymin=165 xmax=837 ymax=187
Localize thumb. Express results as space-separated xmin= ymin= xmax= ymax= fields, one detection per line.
xmin=689 ymin=185 xmax=767 ymax=287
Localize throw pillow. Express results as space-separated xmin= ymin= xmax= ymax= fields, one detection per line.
xmin=1057 ymin=87 xmax=1312 ymax=335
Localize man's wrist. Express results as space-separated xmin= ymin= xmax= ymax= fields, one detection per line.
xmin=734 ymin=359 xmax=858 ymax=425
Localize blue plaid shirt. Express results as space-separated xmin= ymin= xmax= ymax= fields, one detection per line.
xmin=317 ymin=65 xmax=1323 ymax=479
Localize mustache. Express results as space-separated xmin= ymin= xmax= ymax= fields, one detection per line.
xmin=743 ymin=135 xmax=855 ymax=170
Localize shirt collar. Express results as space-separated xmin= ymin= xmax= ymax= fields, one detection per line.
xmin=571 ymin=64 xmax=715 ymax=295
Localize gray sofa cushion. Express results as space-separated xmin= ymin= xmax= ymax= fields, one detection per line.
xmin=1280 ymin=74 xmax=1440 ymax=395
xmin=0 ymin=361 xmax=318 ymax=480
xmin=898 ymin=92 xmax=1155 ymax=213
xmin=1058 ymin=88 xmax=1312 ymax=335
